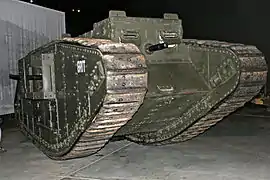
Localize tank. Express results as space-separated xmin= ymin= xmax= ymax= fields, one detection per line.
xmin=11 ymin=10 xmax=268 ymax=160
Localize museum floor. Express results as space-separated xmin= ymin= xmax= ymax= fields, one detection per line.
xmin=0 ymin=106 xmax=269 ymax=180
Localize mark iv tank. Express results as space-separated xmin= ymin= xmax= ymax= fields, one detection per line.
xmin=11 ymin=10 xmax=268 ymax=160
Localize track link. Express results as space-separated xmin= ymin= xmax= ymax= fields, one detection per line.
xmin=46 ymin=38 xmax=147 ymax=160
xmin=152 ymin=40 xmax=268 ymax=145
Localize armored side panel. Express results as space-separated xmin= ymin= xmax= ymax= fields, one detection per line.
xmin=0 ymin=0 xmax=66 ymax=116
xmin=91 ymin=11 xmax=267 ymax=145
xmin=126 ymin=41 xmax=267 ymax=145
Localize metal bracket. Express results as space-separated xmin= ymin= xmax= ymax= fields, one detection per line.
xmin=157 ymin=85 xmax=174 ymax=93
xmin=163 ymin=13 xmax=179 ymax=20
xmin=120 ymin=29 xmax=141 ymax=46
xmin=109 ymin=10 xmax=126 ymax=17
xmin=25 ymin=53 xmax=56 ymax=100
xmin=41 ymin=53 xmax=56 ymax=99
xmin=159 ymin=30 xmax=182 ymax=44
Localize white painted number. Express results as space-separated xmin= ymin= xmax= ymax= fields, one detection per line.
xmin=77 ymin=60 xmax=86 ymax=73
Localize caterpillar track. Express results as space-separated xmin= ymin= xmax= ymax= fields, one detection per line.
xmin=53 ymin=38 xmax=147 ymax=160
xmin=125 ymin=40 xmax=267 ymax=145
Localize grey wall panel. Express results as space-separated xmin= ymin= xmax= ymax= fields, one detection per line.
xmin=0 ymin=0 xmax=66 ymax=115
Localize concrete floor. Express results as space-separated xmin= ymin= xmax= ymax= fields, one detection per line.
xmin=0 ymin=106 xmax=270 ymax=180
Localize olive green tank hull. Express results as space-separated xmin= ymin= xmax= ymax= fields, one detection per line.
xmin=124 ymin=40 xmax=267 ymax=145
xmin=13 ymin=10 xmax=268 ymax=160
xmin=15 ymin=38 xmax=267 ymax=160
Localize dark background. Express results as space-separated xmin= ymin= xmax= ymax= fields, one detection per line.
xmin=20 ymin=0 xmax=270 ymax=87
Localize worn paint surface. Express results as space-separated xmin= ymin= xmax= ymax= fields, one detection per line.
xmin=14 ymin=10 xmax=268 ymax=160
